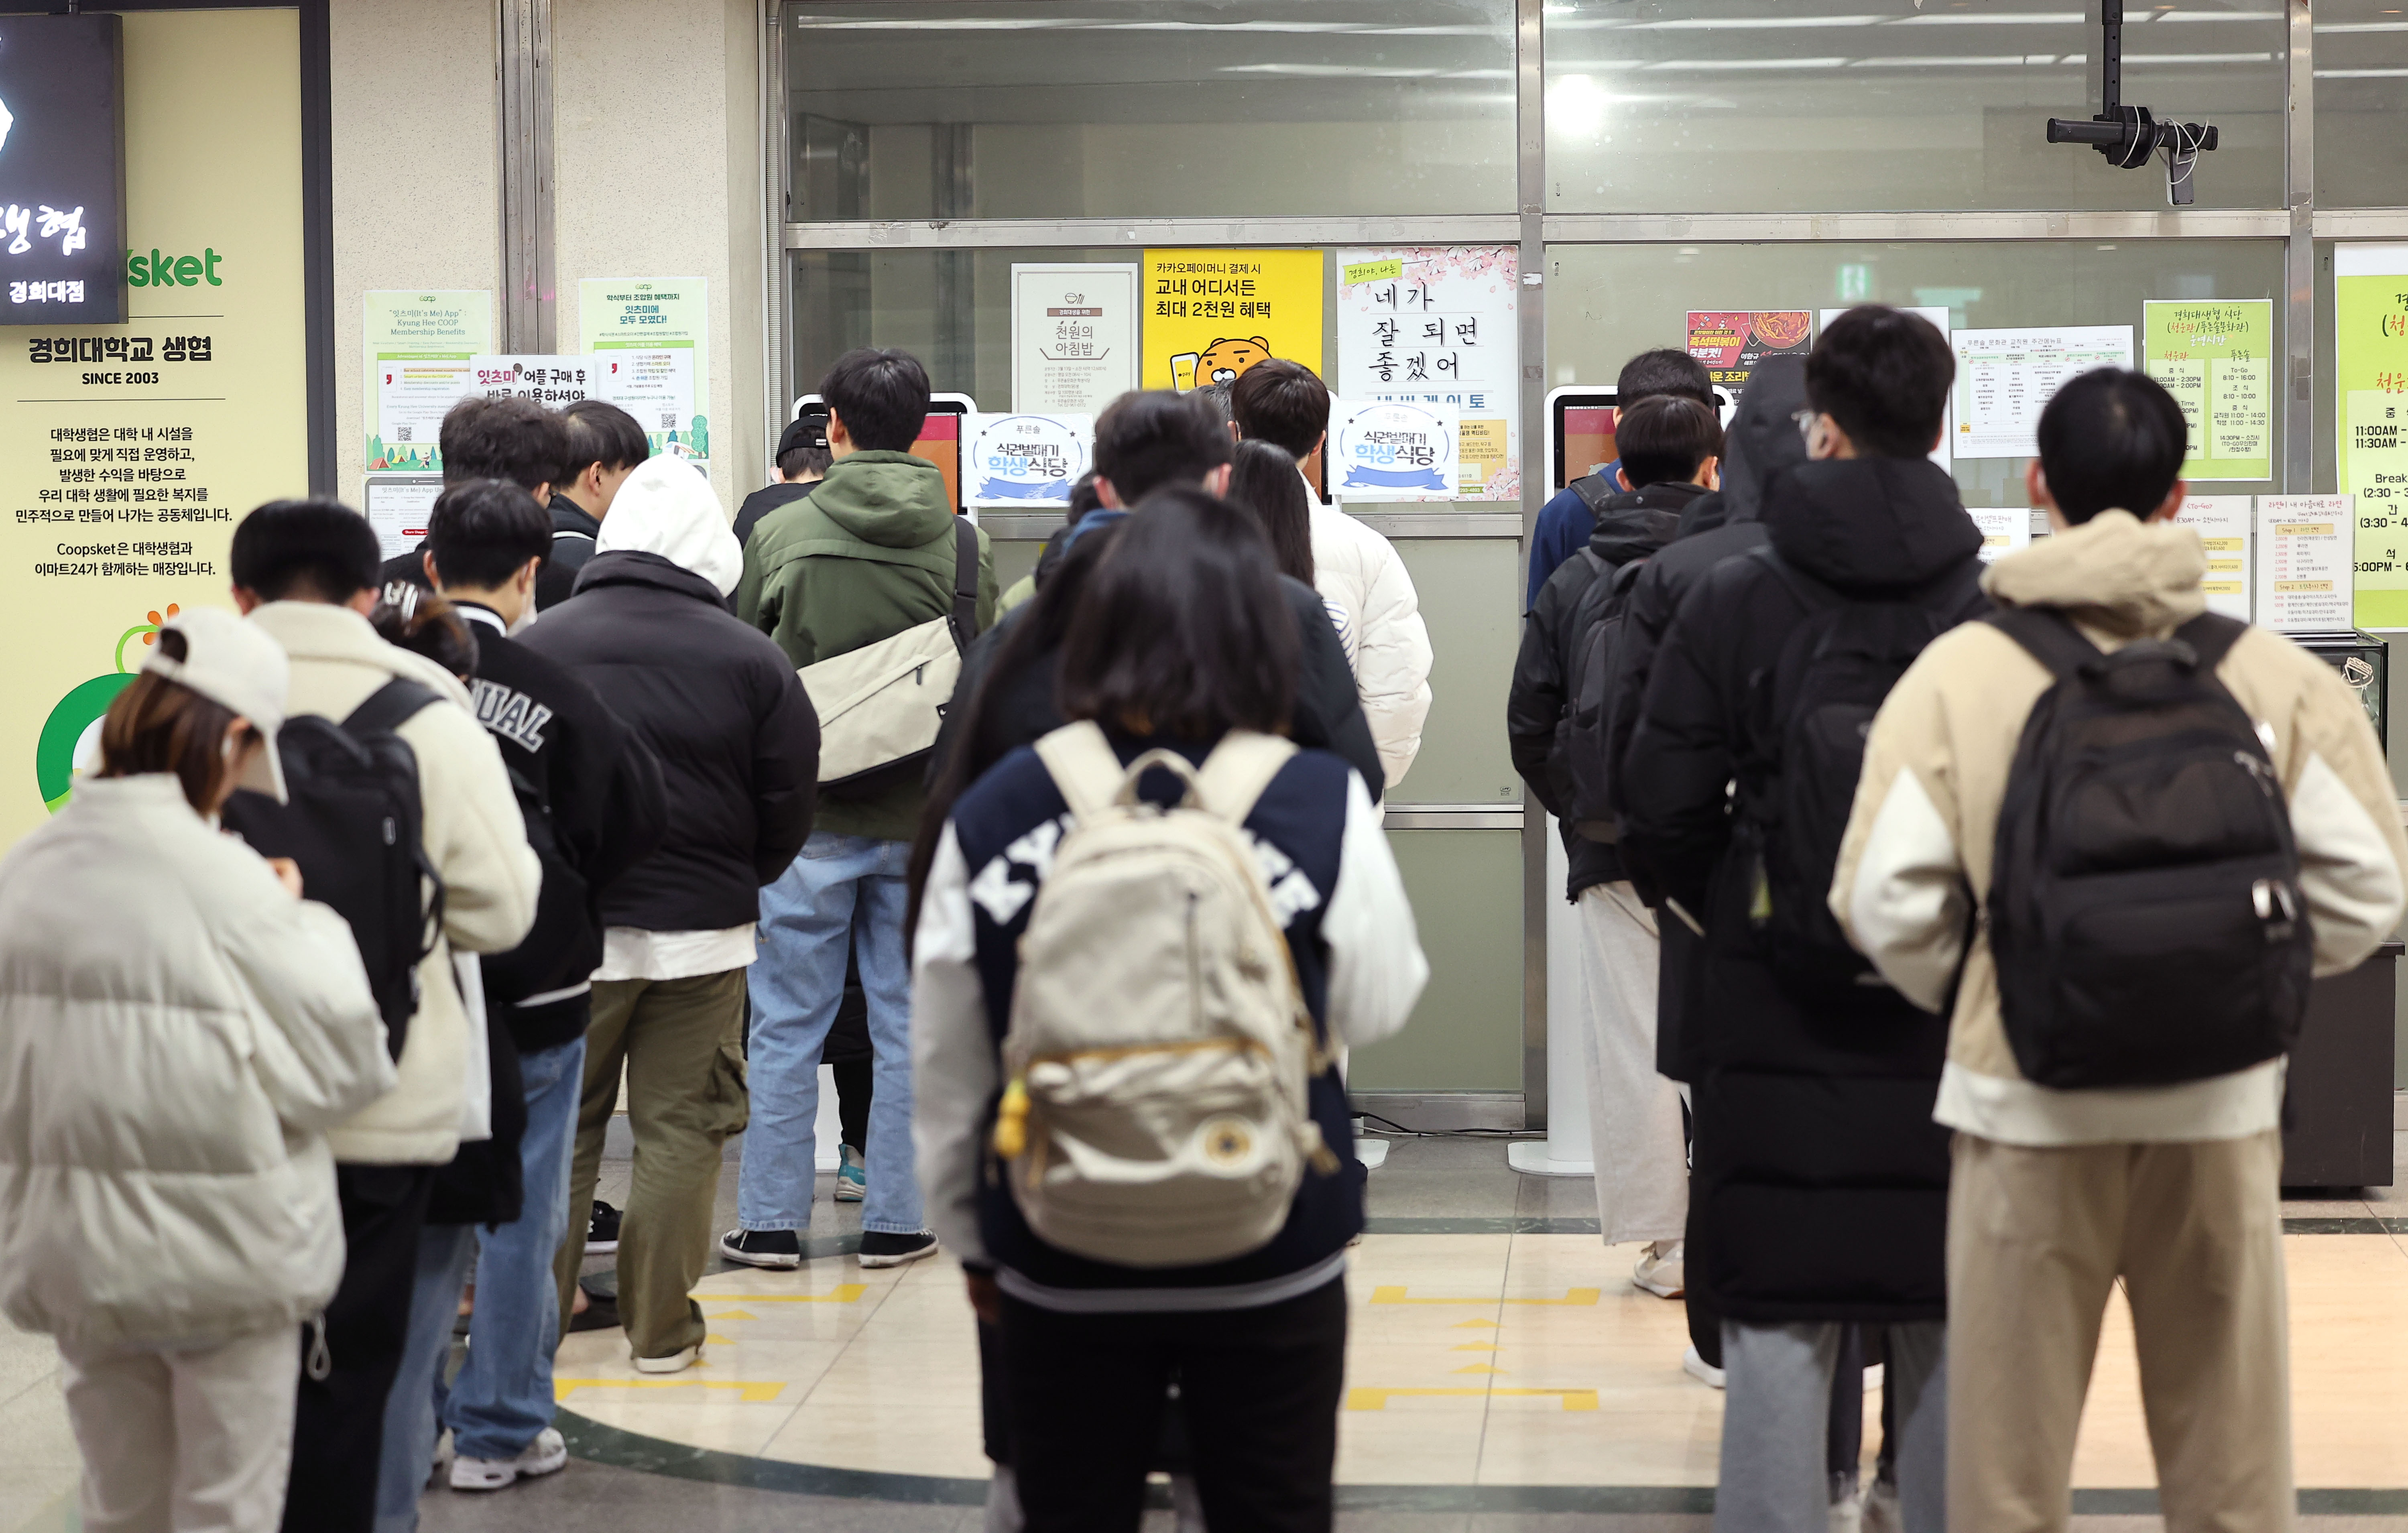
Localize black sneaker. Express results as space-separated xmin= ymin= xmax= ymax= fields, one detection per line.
xmin=586 ymin=1198 xmax=623 ymax=1255
xmin=858 ymin=1231 xmax=940 ymax=1269
xmin=568 ymin=1280 xmax=620 ymax=1334
xmin=720 ymin=1228 xmax=804 ymax=1270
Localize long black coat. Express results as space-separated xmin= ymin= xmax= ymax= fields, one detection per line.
xmin=521 ymin=550 xmax=820 ymax=931
xmin=1620 ymin=455 xmax=1986 ymax=1324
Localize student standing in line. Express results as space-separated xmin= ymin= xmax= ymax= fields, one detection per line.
xmin=1620 ymin=308 xmax=1984 ymax=1533
xmin=547 ymin=398 xmax=652 ymax=581
xmin=912 ymin=493 xmax=1427 ymax=1533
xmin=729 ymin=347 xmax=997 ymax=1272
xmin=0 ymin=610 xmax=394 ymax=1533
xmin=1524 ymin=348 xmax=1718 ymax=609
xmin=233 ymin=501 xmax=541 ymax=1533
xmin=1833 ymin=368 xmax=2408 ymax=1533
xmin=1228 ymin=359 xmax=1434 ymax=791
xmin=529 ymin=455 xmax=818 ymax=1374
xmin=1506 ymin=394 xmax=1722 ymax=1309
xmin=380 ymin=398 xmax=577 ymax=608
xmin=733 ymin=412 xmax=832 ymax=552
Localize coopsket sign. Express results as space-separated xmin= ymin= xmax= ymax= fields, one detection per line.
xmin=0 ymin=15 xmax=127 ymax=327
xmin=967 ymin=413 xmax=1093 ymax=508
xmin=1332 ymin=400 xmax=1460 ymax=499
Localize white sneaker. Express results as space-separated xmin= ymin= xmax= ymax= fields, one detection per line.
xmin=632 ymin=1343 xmax=700 ymax=1375
xmin=428 ymin=1428 xmax=454 ymax=1487
xmin=1861 ymin=1479 xmax=1904 ymax=1533
xmin=1682 ymin=1343 xmax=1726 ymax=1389
xmin=1829 ymin=1486 xmax=1865 ymax=1533
xmin=449 ymin=1427 xmax=568 ymax=1491
xmin=1632 ymin=1240 xmax=1685 ymax=1299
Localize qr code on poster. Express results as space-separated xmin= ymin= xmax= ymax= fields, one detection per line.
xmin=395 ymin=427 xmax=413 ymax=442
xmin=658 ymin=412 xmax=677 ymax=429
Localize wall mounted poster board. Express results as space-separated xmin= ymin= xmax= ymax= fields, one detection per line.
xmin=2142 ymin=300 xmax=2272 ymax=483
xmin=1336 ymin=248 xmax=1520 ymax=500
xmin=579 ymin=279 xmax=710 ymax=464
xmin=1141 ymin=248 xmax=1323 ymax=392
xmin=2256 ymin=496 xmax=2354 ymax=632
xmin=1010 ymin=263 xmax=1137 ymax=417
xmin=364 ymin=290 xmax=492 ymax=474
xmin=2175 ymin=494 xmax=2255 ymax=621
xmin=0 ymin=10 xmax=308 ymax=846
xmin=2334 ymin=245 xmax=2408 ymax=628
xmin=1951 ymin=326 xmax=2134 ymax=459
xmin=965 ymin=414 xmax=1093 ymax=509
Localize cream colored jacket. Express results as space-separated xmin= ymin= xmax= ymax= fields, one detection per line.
xmin=0 ymin=775 xmax=395 ymax=1349
xmin=1831 ymin=511 xmax=2408 ymax=1145
xmin=248 ymin=602 xmax=540 ymax=1165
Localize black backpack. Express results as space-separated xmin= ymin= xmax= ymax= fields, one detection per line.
xmin=1985 ymin=608 xmax=2312 ymax=1088
xmin=1557 ymin=552 xmax=1647 ymax=842
xmin=221 ymin=679 xmax=445 ymax=1060
xmin=1741 ymin=548 xmax=1981 ymax=1000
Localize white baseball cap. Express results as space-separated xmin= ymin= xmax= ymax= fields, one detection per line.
xmin=142 ymin=607 xmax=291 ymax=803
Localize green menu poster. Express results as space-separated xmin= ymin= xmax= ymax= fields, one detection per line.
xmin=2336 ymin=248 xmax=2408 ymax=628
xmin=577 ymin=278 xmax=709 ymax=464
xmin=2142 ymin=299 xmax=2272 ymax=483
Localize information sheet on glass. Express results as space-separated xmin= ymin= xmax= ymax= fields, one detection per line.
xmin=2142 ymin=300 xmax=2272 ymax=482
xmin=363 ymin=476 xmax=442 ymax=564
xmin=578 ymin=278 xmax=710 ymax=463
xmin=2174 ymin=495 xmax=2254 ymax=621
xmin=2255 ymin=496 xmax=2354 ymax=632
xmin=2333 ymin=246 xmax=2408 ymax=628
xmin=1330 ymin=398 xmax=1460 ymax=502
xmin=1952 ymin=326 xmax=2135 ymax=459
xmin=1336 ymin=248 xmax=1519 ymax=500
xmin=1141 ymin=248 xmax=1323 ymax=392
xmin=1969 ymin=508 xmax=2031 ymax=565
xmin=965 ymin=414 xmax=1093 ymax=510
xmin=365 ymin=290 xmax=492 ymax=475
xmin=1010 ymin=264 xmax=1137 ymax=418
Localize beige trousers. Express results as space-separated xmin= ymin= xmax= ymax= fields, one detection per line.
xmin=1946 ymin=1129 xmax=2292 ymax=1533
xmin=1574 ymin=882 xmax=1688 ymax=1245
xmin=57 ymin=1326 xmax=298 ymax=1533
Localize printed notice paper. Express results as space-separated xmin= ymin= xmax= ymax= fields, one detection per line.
xmin=1011 ymin=264 xmax=1137 ymax=417
xmin=2335 ymin=245 xmax=2408 ymax=626
xmin=2143 ymin=300 xmax=2272 ymax=482
xmin=1969 ymin=508 xmax=2032 ymax=566
xmin=1143 ymin=248 xmax=1323 ymax=392
xmin=2174 ymin=494 xmax=2254 ymax=621
xmin=365 ymin=290 xmax=492 ymax=475
xmin=2255 ymin=496 xmax=2353 ymax=632
xmin=965 ymin=414 xmax=1094 ymax=509
xmin=1952 ymin=326 xmax=2134 ymax=459
xmin=1331 ymin=399 xmax=1460 ymax=502
xmin=578 ymin=279 xmax=710 ymax=463
xmin=1336 ymin=246 xmax=1520 ymax=499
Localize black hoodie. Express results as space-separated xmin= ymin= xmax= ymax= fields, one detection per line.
xmin=1618 ymin=451 xmax=1985 ymax=1326
xmin=1505 ymin=478 xmax=1704 ymax=898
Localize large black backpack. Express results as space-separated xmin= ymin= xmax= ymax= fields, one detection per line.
xmin=1741 ymin=548 xmax=1981 ymax=1000
xmin=1558 ymin=553 xmax=1648 ymax=842
xmin=221 ymin=679 xmax=444 ymax=1060
xmin=1985 ymin=608 xmax=2312 ymax=1088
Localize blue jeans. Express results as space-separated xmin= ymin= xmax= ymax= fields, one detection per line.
xmin=375 ymin=1222 xmax=476 ymax=1533
xmin=739 ymin=832 xmax=924 ymax=1236
xmin=440 ymin=1036 xmax=585 ymax=1460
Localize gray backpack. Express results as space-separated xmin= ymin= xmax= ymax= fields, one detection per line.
xmin=989 ymin=723 xmax=1339 ymax=1268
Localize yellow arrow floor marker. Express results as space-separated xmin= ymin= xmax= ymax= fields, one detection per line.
xmin=690 ymin=1284 xmax=867 ymax=1305
xmin=1370 ymin=1286 xmax=1599 ymax=1306
xmin=1451 ymin=1343 xmax=1499 ymax=1352
xmin=1451 ymin=1364 xmax=1505 ymax=1375
xmin=555 ymin=1378 xmax=789 ymax=1403
xmin=1347 ymin=1387 xmax=1597 ymax=1412
xmin=703 ymin=1310 xmax=758 ymax=1321
xmin=1451 ymin=1318 xmax=1500 ymax=1329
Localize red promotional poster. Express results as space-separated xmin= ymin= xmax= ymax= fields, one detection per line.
xmin=1687 ymin=310 xmax=1814 ymax=388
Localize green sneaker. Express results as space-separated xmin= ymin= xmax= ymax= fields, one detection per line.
xmin=835 ymin=1143 xmax=866 ymax=1204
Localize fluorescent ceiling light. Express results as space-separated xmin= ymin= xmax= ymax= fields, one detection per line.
xmin=1218 ymin=63 xmax=1511 ymax=78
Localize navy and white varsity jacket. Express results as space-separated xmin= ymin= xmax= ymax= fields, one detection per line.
xmin=912 ymin=732 xmax=1426 ymax=1313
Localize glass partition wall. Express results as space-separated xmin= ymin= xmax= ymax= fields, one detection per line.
xmin=774 ymin=0 xmax=2402 ymax=1121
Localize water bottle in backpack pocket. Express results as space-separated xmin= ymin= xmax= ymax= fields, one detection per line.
xmin=1984 ymin=607 xmax=2312 ymax=1088
xmin=988 ymin=722 xmax=1340 ymax=1270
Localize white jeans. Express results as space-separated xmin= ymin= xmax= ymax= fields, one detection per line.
xmin=57 ymin=1326 xmax=297 ymax=1533
xmin=1574 ymin=881 xmax=1689 ymax=1244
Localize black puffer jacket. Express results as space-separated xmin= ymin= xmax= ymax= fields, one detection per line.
xmin=519 ymin=551 xmax=820 ymax=930
xmin=1506 ymin=479 xmax=1703 ymax=900
xmin=1620 ymin=453 xmax=1987 ymax=1324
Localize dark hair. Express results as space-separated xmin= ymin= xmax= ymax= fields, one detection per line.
xmin=97 ymin=628 xmax=242 ymax=812
xmin=1092 ymin=390 xmax=1232 ymax=504
xmin=427 ymin=478 xmax=553 ymax=590
xmin=1225 ymin=439 xmax=1316 ymax=585
xmin=1615 ymin=394 xmax=1724 ymax=489
xmin=820 ymin=347 xmax=932 ymax=453
xmin=1066 ymin=471 xmax=1102 ymax=524
xmin=1806 ymin=305 xmax=1954 ymax=459
xmin=440 ymin=396 xmax=572 ymax=492
xmin=1228 ymin=358 xmax=1331 ymax=460
xmin=561 ymin=398 xmax=650 ymax=478
xmin=369 ymin=585 xmax=479 ymax=681
xmin=2036 ymin=368 xmax=2190 ymax=525
xmin=231 ymin=498 xmax=383 ymax=603
xmin=779 ymin=444 xmax=832 ymax=480
xmin=1059 ymin=486 xmax=1298 ymax=740
xmin=1617 ymin=348 xmax=1715 ymax=411
xmin=1192 ymin=382 xmax=1236 ymax=429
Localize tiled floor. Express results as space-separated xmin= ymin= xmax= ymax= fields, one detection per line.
xmin=10 ymin=1127 xmax=2408 ymax=1532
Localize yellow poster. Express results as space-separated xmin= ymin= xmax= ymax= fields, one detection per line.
xmin=0 ymin=11 xmax=306 ymax=847
xmin=1141 ymin=249 xmax=1324 ymax=392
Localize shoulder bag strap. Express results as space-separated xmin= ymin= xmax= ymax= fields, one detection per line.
xmin=1568 ymin=474 xmax=1617 ymax=515
xmin=1193 ymin=730 xmax=1302 ymax=828
xmin=1031 ymin=721 xmax=1129 ymax=825
xmin=1982 ymin=606 xmax=2104 ymax=681
xmin=948 ymin=517 xmax=980 ymax=651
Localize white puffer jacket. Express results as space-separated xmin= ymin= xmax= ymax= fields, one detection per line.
xmin=0 ymin=774 xmax=396 ymax=1350
xmin=1308 ymin=498 xmax=1434 ymax=789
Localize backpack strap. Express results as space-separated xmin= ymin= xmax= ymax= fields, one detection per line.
xmin=947 ymin=517 xmax=980 ymax=650
xmin=343 ymin=677 xmax=443 ymax=737
xmin=1032 ymin=721 xmax=1130 ymax=825
xmin=1982 ymin=606 xmax=2104 ymax=681
xmin=1568 ymin=474 xmax=1617 ymax=515
xmin=2172 ymin=610 xmax=2248 ymax=673
xmin=1192 ymin=730 xmax=1300 ymax=828
xmin=1747 ymin=545 xmax=1844 ymax=614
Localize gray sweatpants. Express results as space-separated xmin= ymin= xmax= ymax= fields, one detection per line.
xmin=1716 ymin=1320 xmax=1947 ymax=1533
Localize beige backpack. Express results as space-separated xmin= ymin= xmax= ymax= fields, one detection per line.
xmin=795 ymin=519 xmax=979 ymax=788
xmin=989 ymin=722 xmax=1340 ymax=1269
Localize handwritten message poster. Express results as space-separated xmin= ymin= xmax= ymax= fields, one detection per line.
xmin=1335 ymin=247 xmax=1519 ymax=499
xmin=2143 ymin=300 xmax=2272 ymax=482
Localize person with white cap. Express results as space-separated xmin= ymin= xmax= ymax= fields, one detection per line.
xmin=0 ymin=606 xmax=398 ymax=1533
xmin=522 ymin=452 xmax=820 ymax=1375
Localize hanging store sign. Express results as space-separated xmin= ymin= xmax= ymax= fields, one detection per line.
xmin=0 ymin=14 xmax=127 ymax=327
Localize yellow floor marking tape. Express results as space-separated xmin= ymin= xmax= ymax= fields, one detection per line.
xmin=1369 ymin=1286 xmax=1600 ymax=1306
xmin=704 ymin=1310 xmax=757 ymax=1321
xmin=1347 ymin=1387 xmax=1597 ymax=1412
xmin=1451 ymin=1318 xmax=1499 ymax=1329
xmin=1450 ymin=1343 xmax=1499 ymax=1352
xmin=555 ymin=1378 xmax=789 ymax=1403
xmin=1451 ymin=1364 xmax=1505 ymax=1375
xmin=690 ymin=1285 xmax=867 ymax=1305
